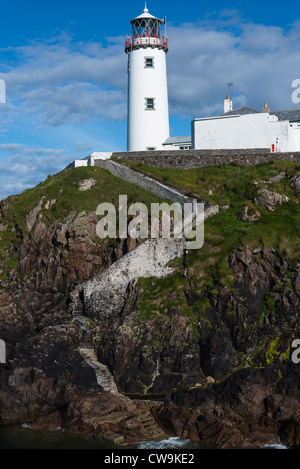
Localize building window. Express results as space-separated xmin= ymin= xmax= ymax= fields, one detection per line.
xmin=145 ymin=57 xmax=154 ymax=68
xmin=145 ymin=98 xmax=155 ymax=110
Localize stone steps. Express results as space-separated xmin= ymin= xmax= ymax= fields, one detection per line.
xmin=79 ymin=345 xmax=167 ymax=442
xmin=73 ymin=296 xmax=84 ymax=315
xmin=132 ymin=400 xmax=167 ymax=440
xmin=79 ymin=347 xmax=119 ymax=394
xmin=73 ymin=305 xmax=84 ymax=315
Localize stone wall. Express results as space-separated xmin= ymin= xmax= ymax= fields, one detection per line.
xmin=94 ymin=159 xmax=207 ymax=207
xmin=111 ymin=149 xmax=300 ymax=170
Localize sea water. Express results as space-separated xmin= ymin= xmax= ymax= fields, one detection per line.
xmin=0 ymin=424 xmax=121 ymax=449
xmin=136 ymin=437 xmax=209 ymax=449
xmin=0 ymin=425 xmax=208 ymax=450
xmin=0 ymin=424 xmax=288 ymax=450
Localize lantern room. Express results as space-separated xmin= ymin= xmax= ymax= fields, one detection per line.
xmin=125 ymin=4 xmax=168 ymax=52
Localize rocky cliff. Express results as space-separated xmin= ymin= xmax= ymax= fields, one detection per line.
xmin=0 ymin=161 xmax=300 ymax=448
xmin=0 ymin=167 xmax=172 ymax=445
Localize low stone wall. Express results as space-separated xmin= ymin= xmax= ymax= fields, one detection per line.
xmin=111 ymin=149 xmax=300 ymax=170
xmin=94 ymin=158 xmax=207 ymax=207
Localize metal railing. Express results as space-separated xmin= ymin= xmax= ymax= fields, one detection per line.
xmin=125 ymin=35 xmax=168 ymax=50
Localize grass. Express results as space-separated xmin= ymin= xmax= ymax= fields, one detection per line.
xmin=3 ymin=166 xmax=171 ymax=230
xmin=143 ymin=194 xmax=300 ymax=327
xmin=132 ymin=159 xmax=300 ymax=331
xmin=1 ymin=160 xmax=300 ymax=335
xmin=0 ymin=166 xmax=171 ymax=280
xmin=120 ymin=158 xmax=298 ymax=203
xmin=120 ymin=158 xmax=300 ymax=258
xmin=138 ymin=274 xmax=191 ymax=320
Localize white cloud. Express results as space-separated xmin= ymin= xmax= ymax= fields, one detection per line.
xmin=0 ymin=144 xmax=79 ymax=199
xmin=22 ymin=83 xmax=126 ymax=126
xmin=1 ymin=34 xmax=128 ymax=127
xmin=167 ymin=20 xmax=300 ymax=117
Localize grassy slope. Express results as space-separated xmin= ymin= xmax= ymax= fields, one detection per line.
xmin=120 ymin=159 xmax=300 ymax=257
xmin=0 ymin=166 xmax=170 ymax=279
xmin=119 ymin=159 xmax=300 ymax=325
xmin=1 ymin=161 xmax=300 ymax=329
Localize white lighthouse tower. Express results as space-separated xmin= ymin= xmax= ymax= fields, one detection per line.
xmin=125 ymin=4 xmax=170 ymax=151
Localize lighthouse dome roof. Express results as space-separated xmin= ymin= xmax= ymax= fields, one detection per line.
xmin=131 ymin=3 xmax=163 ymax=24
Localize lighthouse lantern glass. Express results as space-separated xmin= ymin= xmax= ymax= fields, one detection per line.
xmin=132 ymin=19 xmax=161 ymax=38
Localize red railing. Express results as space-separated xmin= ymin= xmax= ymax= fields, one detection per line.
xmin=271 ymin=144 xmax=281 ymax=153
xmin=125 ymin=35 xmax=168 ymax=50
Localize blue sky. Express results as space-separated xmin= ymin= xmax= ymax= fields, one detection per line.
xmin=0 ymin=0 xmax=299 ymax=200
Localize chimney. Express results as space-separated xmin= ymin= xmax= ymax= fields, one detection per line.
xmin=224 ymin=94 xmax=232 ymax=113
xmin=262 ymin=102 xmax=270 ymax=113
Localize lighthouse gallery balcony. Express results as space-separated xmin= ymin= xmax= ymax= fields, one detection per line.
xmin=125 ymin=35 xmax=168 ymax=52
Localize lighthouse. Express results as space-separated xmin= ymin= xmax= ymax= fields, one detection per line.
xmin=125 ymin=4 xmax=170 ymax=151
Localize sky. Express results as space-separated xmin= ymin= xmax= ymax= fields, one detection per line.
xmin=0 ymin=0 xmax=300 ymax=200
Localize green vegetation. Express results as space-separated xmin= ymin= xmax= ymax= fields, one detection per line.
xmin=120 ymin=159 xmax=300 ymax=259
xmin=138 ymin=274 xmax=191 ymax=320
xmin=266 ymin=336 xmax=282 ymax=365
xmin=2 ymin=166 xmax=170 ymax=230
xmin=1 ymin=160 xmax=300 ymax=352
xmin=0 ymin=166 xmax=170 ymax=279
xmin=120 ymin=158 xmax=298 ymax=205
xmin=131 ymin=159 xmax=300 ymax=338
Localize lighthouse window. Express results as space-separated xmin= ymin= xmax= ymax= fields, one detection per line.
xmin=145 ymin=98 xmax=155 ymax=110
xmin=132 ymin=18 xmax=160 ymax=38
xmin=145 ymin=57 xmax=154 ymax=68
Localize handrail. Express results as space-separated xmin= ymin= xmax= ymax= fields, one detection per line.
xmin=125 ymin=35 xmax=168 ymax=50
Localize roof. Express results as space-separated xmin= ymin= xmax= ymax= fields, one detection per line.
xmin=270 ymin=110 xmax=300 ymax=122
xmin=217 ymin=106 xmax=260 ymax=117
xmin=131 ymin=5 xmax=162 ymax=23
xmin=163 ymin=136 xmax=191 ymax=145
xmin=217 ymin=106 xmax=300 ymax=122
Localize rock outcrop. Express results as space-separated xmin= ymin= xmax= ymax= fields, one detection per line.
xmin=152 ymin=363 xmax=300 ymax=449
xmin=0 ymin=198 xmax=160 ymax=444
xmin=291 ymin=173 xmax=300 ymax=198
xmin=240 ymin=205 xmax=260 ymax=222
xmin=0 ymin=163 xmax=300 ymax=449
xmin=255 ymin=188 xmax=290 ymax=211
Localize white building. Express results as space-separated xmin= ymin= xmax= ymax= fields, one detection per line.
xmin=126 ymin=4 xmax=170 ymax=152
xmin=192 ymin=97 xmax=300 ymax=152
